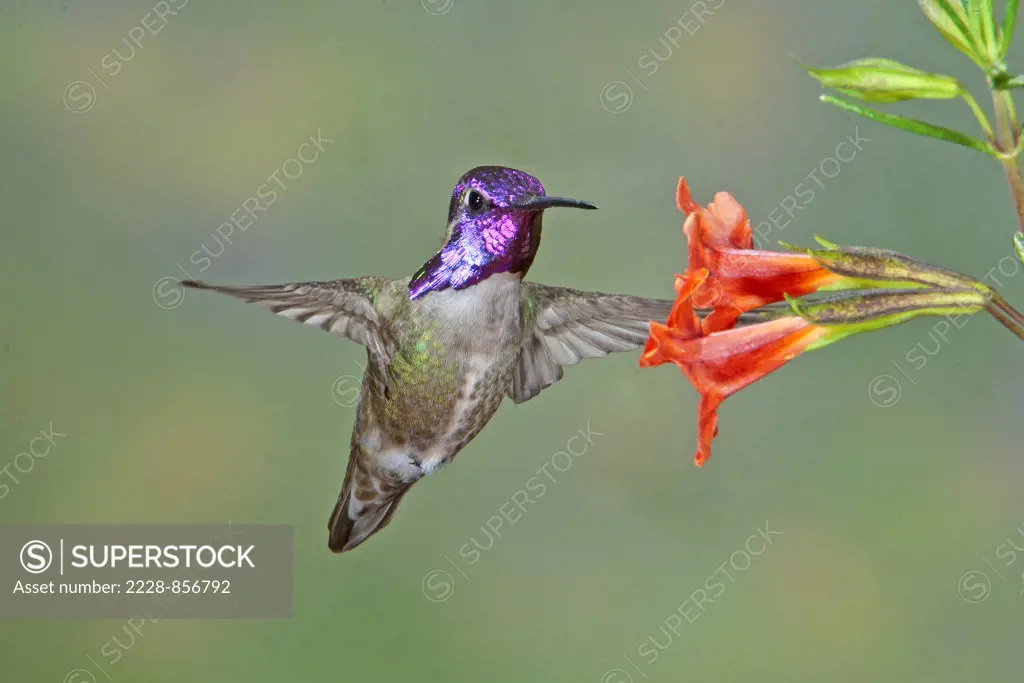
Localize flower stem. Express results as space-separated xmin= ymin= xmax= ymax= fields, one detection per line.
xmin=994 ymin=290 xmax=1024 ymax=326
xmin=962 ymin=90 xmax=995 ymax=139
xmin=986 ymin=292 xmax=1024 ymax=341
xmin=987 ymin=302 xmax=1024 ymax=340
xmin=990 ymin=89 xmax=1024 ymax=243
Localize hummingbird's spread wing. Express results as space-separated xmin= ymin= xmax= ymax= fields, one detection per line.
xmin=181 ymin=277 xmax=392 ymax=365
xmin=510 ymin=283 xmax=673 ymax=403
xmin=510 ymin=284 xmax=789 ymax=402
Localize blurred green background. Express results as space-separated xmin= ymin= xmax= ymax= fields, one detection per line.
xmin=2 ymin=0 xmax=1023 ymax=680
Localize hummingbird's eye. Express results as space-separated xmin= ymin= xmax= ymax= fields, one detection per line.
xmin=466 ymin=190 xmax=486 ymax=213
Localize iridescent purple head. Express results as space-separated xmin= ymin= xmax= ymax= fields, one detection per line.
xmin=408 ymin=166 xmax=597 ymax=299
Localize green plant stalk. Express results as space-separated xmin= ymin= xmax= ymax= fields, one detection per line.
xmin=987 ymin=295 xmax=1024 ymax=340
xmin=963 ymin=90 xmax=996 ymax=138
xmin=990 ymin=88 xmax=1024 ymax=248
xmin=992 ymin=290 xmax=1024 ymax=327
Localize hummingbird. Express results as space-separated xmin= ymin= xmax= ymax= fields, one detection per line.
xmin=182 ymin=166 xmax=696 ymax=553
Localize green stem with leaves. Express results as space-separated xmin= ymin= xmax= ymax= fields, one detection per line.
xmin=805 ymin=1 xmax=1024 ymax=267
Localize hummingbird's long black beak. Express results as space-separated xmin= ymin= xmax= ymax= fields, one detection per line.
xmin=511 ymin=195 xmax=598 ymax=211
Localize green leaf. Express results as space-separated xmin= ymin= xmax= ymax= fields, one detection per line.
xmin=1002 ymin=0 xmax=1020 ymax=58
xmin=918 ymin=0 xmax=988 ymax=68
xmin=1015 ymin=231 xmax=1024 ymax=265
xmin=819 ymin=95 xmax=997 ymax=156
xmin=803 ymin=58 xmax=964 ymax=102
xmin=965 ymin=0 xmax=1001 ymax=63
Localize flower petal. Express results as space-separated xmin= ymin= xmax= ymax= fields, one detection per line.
xmin=695 ymin=392 xmax=723 ymax=467
xmin=665 ymin=270 xmax=708 ymax=336
xmin=676 ymin=177 xmax=701 ymax=215
xmin=648 ymin=315 xmax=829 ymax=464
xmin=683 ymin=213 xmax=708 ymax=272
xmin=697 ymin=249 xmax=845 ymax=332
xmin=675 ymin=183 xmax=847 ymax=328
xmin=707 ymin=192 xmax=753 ymax=249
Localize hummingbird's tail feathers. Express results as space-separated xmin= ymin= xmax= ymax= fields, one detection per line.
xmin=178 ymin=277 xmax=392 ymax=365
xmin=327 ymin=446 xmax=412 ymax=553
xmin=328 ymin=488 xmax=409 ymax=553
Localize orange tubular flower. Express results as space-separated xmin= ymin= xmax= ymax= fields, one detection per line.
xmin=647 ymin=178 xmax=855 ymax=466
xmin=645 ymin=273 xmax=835 ymax=466
xmin=642 ymin=177 xmax=995 ymax=467
xmin=673 ymin=177 xmax=846 ymax=333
